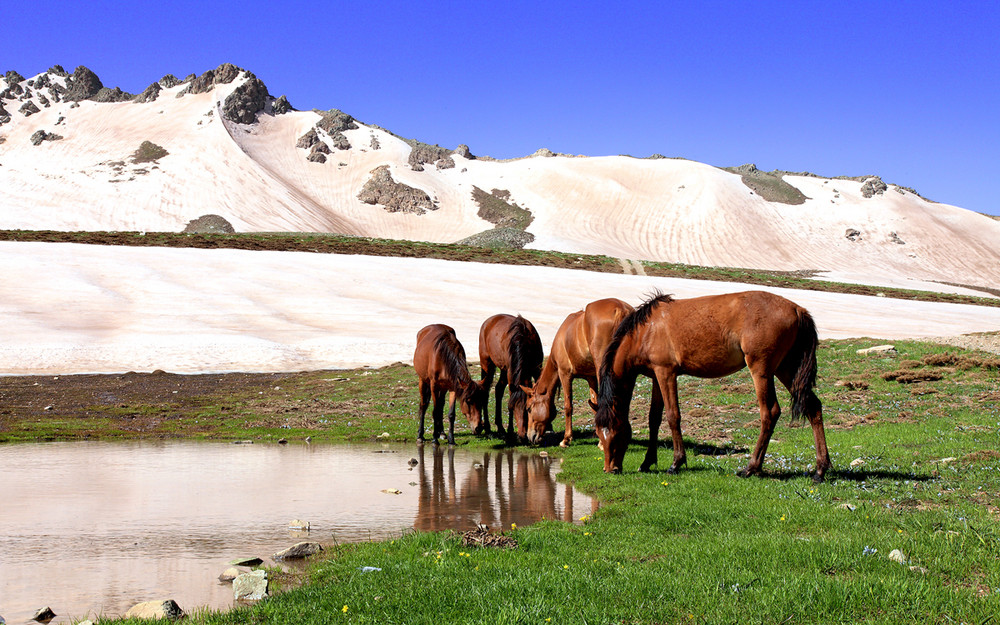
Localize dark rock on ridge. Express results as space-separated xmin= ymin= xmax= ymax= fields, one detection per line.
xmin=358 ymin=165 xmax=436 ymax=214
xmin=184 ymin=63 xmax=242 ymax=95
xmin=861 ymin=176 xmax=888 ymax=198
xmin=222 ymin=76 xmax=268 ymax=124
xmin=4 ymin=70 xmax=25 ymax=84
xmin=48 ymin=65 xmax=69 ymax=77
xmin=407 ymin=140 xmax=454 ymax=171
xmin=159 ymin=74 xmax=181 ymax=88
xmin=134 ymin=82 xmax=161 ymax=103
xmin=64 ymin=65 xmax=104 ymax=101
xmin=272 ymin=94 xmax=293 ymax=114
xmin=93 ymin=86 xmax=133 ymax=102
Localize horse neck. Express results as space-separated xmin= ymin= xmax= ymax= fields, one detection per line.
xmin=534 ymin=357 xmax=561 ymax=401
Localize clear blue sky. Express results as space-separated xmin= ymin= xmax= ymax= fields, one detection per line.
xmin=5 ymin=0 xmax=999 ymax=215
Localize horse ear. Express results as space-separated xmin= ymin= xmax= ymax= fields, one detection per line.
xmin=519 ymin=384 xmax=534 ymax=397
xmin=588 ymin=399 xmax=598 ymax=411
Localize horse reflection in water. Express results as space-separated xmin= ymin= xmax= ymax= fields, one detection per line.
xmin=412 ymin=445 xmax=597 ymax=532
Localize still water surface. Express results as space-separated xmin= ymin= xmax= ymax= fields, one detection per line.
xmin=0 ymin=440 xmax=594 ymax=623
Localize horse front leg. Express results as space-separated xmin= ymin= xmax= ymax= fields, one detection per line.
xmin=417 ymin=380 xmax=431 ymax=442
xmin=640 ymin=376 xmax=664 ymax=472
xmin=431 ymin=388 xmax=448 ymax=443
xmin=652 ymin=369 xmax=685 ymax=473
xmin=740 ymin=372 xmax=780 ymax=478
xmin=446 ymin=390 xmax=458 ymax=446
xmin=559 ymin=372 xmax=577 ymax=448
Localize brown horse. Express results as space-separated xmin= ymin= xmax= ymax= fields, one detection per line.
xmin=595 ymin=290 xmax=831 ymax=482
xmin=479 ymin=314 xmax=544 ymax=441
xmin=414 ymin=324 xmax=488 ymax=445
xmin=522 ymin=298 xmax=635 ymax=447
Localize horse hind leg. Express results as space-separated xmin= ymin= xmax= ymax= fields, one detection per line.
xmin=559 ymin=371 xmax=578 ymax=448
xmin=740 ymin=369 xmax=780 ymax=478
xmin=777 ymin=369 xmax=831 ymax=482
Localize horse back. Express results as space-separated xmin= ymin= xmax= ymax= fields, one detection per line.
xmin=653 ymin=291 xmax=801 ymax=376
xmin=479 ymin=314 xmax=514 ymax=368
xmin=415 ymin=324 xmax=468 ymax=387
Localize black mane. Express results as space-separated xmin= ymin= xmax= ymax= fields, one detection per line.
xmin=595 ymin=291 xmax=673 ymax=427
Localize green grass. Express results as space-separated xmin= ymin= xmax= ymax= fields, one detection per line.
xmin=86 ymin=338 xmax=1000 ymax=624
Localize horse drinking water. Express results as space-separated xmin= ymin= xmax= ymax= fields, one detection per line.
xmin=523 ymin=298 xmax=634 ymax=447
xmin=414 ymin=324 xmax=488 ymax=445
xmin=478 ymin=314 xmax=544 ymax=441
xmin=595 ymin=291 xmax=831 ymax=482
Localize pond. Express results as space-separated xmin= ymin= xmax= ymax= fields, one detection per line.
xmin=0 ymin=441 xmax=595 ymax=623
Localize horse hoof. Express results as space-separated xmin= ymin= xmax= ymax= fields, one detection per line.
xmin=639 ymin=463 xmax=654 ymax=473
xmin=559 ymin=439 xmax=570 ymax=448
xmin=812 ymin=473 xmax=825 ymax=484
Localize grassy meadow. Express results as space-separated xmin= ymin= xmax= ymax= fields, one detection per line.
xmin=51 ymin=338 xmax=995 ymax=624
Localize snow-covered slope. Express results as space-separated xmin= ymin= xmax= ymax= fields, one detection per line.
xmin=2 ymin=63 xmax=999 ymax=292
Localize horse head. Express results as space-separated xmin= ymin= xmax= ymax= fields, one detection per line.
xmin=521 ymin=384 xmax=551 ymax=445
xmin=461 ymin=379 xmax=490 ymax=434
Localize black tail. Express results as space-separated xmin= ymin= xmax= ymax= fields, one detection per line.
xmin=788 ymin=310 xmax=821 ymax=424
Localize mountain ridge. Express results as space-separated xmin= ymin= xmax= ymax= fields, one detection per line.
xmin=2 ymin=62 xmax=999 ymax=292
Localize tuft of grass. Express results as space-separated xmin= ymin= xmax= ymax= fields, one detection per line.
xmin=131 ymin=140 xmax=168 ymax=163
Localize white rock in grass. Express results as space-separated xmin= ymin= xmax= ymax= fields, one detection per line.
xmin=850 ymin=458 xmax=865 ymax=468
xmin=857 ymin=345 xmax=897 ymax=355
xmin=233 ymin=570 xmax=268 ymax=601
xmin=888 ymin=549 xmax=907 ymax=564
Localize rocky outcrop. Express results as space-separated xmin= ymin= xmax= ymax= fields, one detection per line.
xmin=315 ymin=109 xmax=356 ymax=150
xmin=184 ymin=63 xmax=242 ymax=95
xmin=358 ymin=165 xmax=436 ymax=214
xmin=272 ymin=94 xmax=293 ymax=114
xmin=19 ymin=101 xmax=40 ymax=117
xmin=134 ymin=82 xmax=161 ymax=103
xmin=296 ymin=128 xmax=320 ymax=149
xmin=308 ymin=142 xmax=331 ymax=162
xmin=222 ymin=76 xmax=268 ymax=124
xmin=159 ymin=74 xmax=181 ymax=88
xmin=861 ymin=176 xmax=888 ymax=198
xmin=5 ymin=70 xmax=25 ymax=84
xmin=93 ymin=86 xmax=133 ymax=102
xmin=30 ymin=130 xmax=63 ymax=146
xmin=48 ymin=65 xmax=68 ymax=77
xmin=183 ymin=214 xmax=235 ymax=233
xmin=845 ymin=228 xmax=862 ymax=242
xmin=454 ymin=144 xmax=475 ymax=160
xmin=64 ymin=65 xmax=104 ymax=101
xmin=407 ymin=140 xmax=454 ymax=171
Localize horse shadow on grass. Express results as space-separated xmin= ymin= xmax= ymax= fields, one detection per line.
xmin=627 ymin=439 xmax=936 ymax=483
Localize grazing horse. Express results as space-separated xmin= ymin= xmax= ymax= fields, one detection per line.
xmin=523 ymin=298 xmax=635 ymax=447
xmin=414 ymin=324 xmax=488 ymax=445
xmin=479 ymin=314 xmax=544 ymax=440
xmin=595 ymin=290 xmax=831 ymax=482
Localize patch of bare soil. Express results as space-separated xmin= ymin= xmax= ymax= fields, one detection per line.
xmin=0 ymin=370 xmax=304 ymax=433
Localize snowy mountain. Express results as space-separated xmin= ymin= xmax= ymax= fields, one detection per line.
xmin=2 ymin=63 xmax=999 ymax=292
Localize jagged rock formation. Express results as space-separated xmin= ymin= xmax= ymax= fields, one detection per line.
xmin=64 ymin=65 xmax=104 ymax=101
xmin=134 ymin=82 xmax=161 ymax=103
xmin=358 ymin=165 xmax=435 ymax=214
xmin=222 ymin=75 xmax=268 ymax=124
xmin=407 ymin=141 xmax=454 ymax=171
xmin=272 ymin=95 xmax=293 ymax=114
xmin=861 ymin=176 xmax=888 ymax=198
xmin=30 ymin=130 xmax=62 ymax=145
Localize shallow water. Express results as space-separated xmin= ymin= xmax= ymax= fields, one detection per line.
xmin=0 ymin=440 xmax=594 ymax=623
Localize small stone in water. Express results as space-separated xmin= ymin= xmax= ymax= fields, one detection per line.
xmin=32 ymin=607 xmax=56 ymax=623
xmin=229 ymin=556 xmax=264 ymax=567
xmin=289 ymin=519 xmax=310 ymax=530
xmin=219 ymin=566 xmax=244 ymax=582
